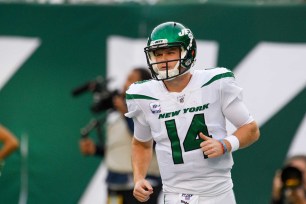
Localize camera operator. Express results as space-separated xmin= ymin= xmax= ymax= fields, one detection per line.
xmin=271 ymin=155 xmax=306 ymax=204
xmin=79 ymin=68 xmax=162 ymax=204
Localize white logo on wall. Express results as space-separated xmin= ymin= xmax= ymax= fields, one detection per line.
xmin=0 ymin=36 xmax=41 ymax=90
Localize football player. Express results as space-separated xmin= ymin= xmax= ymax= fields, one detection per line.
xmin=125 ymin=21 xmax=260 ymax=204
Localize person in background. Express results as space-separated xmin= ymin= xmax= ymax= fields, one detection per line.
xmin=271 ymin=155 xmax=306 ymax=204
xmin=0 ymin=124 xmax=19 ymax=175
xmin=79 ymin=68 xmax=162 ymax=204
xmin=125 ymin=21 xmax=260 ymax=204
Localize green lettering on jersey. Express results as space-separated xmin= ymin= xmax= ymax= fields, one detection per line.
xmin=158 ymin=113 xmax=166 ymax=119
xmin=202 ymin=103 xmax=209 ymax=110
xmin=189 ymin=107 xmax=195 ymax=112
xmin=171 ymin=110 xmax=181 ymax=117
xmin=159 ymin=112 xmax=178 ymax=119
xmin=195 ymin=106 xmax=203 ymax=112
xmin=158 ymin=103 xmax=210 ymax=119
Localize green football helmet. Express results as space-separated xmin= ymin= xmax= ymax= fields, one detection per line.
xmin=144 ymin=22 xmax=197 ymax=81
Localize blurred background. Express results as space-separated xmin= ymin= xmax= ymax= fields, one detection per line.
xmin=0 ymin=0 xmax=305 ymax=203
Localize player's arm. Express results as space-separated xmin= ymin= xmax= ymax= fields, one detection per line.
xmin=222 ymin=97 xmax=260 ymax=152
xmin=0 ymin=125 xmax=19 ymax=160
xmin=131 ymin=117 xmax=154 ymax=202
xmin=132 ymin=137 xmax=153 ymax=183
xmin=220 ymin=75 xmax=260 ymax=152
xmin=132 ymin=138 xmax=154 ymax=202
xmin=127 ymin=101 xmax=153 ymax=179
xmin=200 ymin=116 xmax=259 ymax=157
xmin=228 ymin=121 xmax=260 ymax=151
xmin=125 ymin=89 xmax=155 ymax=201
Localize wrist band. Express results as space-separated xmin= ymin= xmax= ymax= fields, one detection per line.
xmin=218 ymin=139 xmax=228 ymax=154
xmin=224 ymin=135 xmax=240 ymax=152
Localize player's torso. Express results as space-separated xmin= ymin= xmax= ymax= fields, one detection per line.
xmin=142 ymin=70 xmax=227 ymax=160
xmin=129 ymin=69 xmax=235 ymax=194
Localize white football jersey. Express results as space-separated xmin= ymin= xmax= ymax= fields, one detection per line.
xmin=126 ymin=68 xmax=245 ymax=196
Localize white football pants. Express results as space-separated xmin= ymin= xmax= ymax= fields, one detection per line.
xmin=163 ymin=189 xmax=236 ymax=204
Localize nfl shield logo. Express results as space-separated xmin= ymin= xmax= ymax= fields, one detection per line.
xmin=177 ymin=94 xmax=185 ymax=103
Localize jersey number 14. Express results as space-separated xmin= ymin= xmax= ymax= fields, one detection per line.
xmin=165 ymin=113 xmax=211 ymax=164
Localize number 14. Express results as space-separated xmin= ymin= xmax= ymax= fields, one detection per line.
xmin=165 ymin=113 xmax=211 ymax=164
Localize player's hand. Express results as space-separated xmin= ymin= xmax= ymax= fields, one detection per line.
xmin=133 ymin=179 xmax=153 ymax=202
xmin=199 ymin=133 xmax=224 ymax=158
xmin=79 ymin=138 xmax=96 ymax=155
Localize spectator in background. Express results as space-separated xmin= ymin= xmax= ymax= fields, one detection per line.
xmin=0 ymin=124 xmax=19 ymax=175
xmin=79 ymin=68 xmax=162 ymax=204
xmin=271 ymin=155 xmax=306 ymax=204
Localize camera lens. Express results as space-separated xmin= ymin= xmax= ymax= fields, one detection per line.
xmin=281 ymin=166 xmax=303 ymax=189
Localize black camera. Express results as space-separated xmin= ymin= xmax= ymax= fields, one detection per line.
xmin=281 ymin=166 xmax=303 ymax=189
xmin=72 ymin=76 xmax=119 ymax=113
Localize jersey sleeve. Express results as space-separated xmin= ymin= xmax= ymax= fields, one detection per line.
xmin=220 ymin=73 xmax=243 ymax=111
xmin=132 ymin=118 xmax=153 ymax=142
xmin=220 ymin=73 xmax=254 ymax=128
xmin=223 ymin=97 xmax=254 ymax=128
xmin=125 ymin=97 xmax=142 ymax=120
xmin=125 ymin=84 xmax=153 ymax=142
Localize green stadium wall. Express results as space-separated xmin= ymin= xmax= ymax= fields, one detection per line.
xmin=0 ymin=2 xmax=305 ymax=204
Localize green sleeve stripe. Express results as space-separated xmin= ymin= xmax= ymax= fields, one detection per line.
xmin=126 ymin=93 xmax=158 ymax=100
xmin=201 ymin=72 xmax=234 ymax=87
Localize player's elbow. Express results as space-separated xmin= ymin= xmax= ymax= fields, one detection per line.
xmin=249 ymin=121 xmax=260 ymax=143
xmin=252 ymin=128 xmax=260 ymax=143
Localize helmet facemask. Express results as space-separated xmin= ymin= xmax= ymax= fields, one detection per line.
xmin=145 ymin=44 xmax=189 ymax=81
